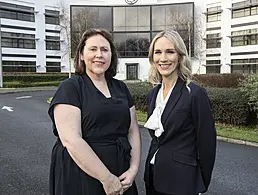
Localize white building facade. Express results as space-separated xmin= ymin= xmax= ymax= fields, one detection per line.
xmin=0 ymin=0 xmax=257 ymax=80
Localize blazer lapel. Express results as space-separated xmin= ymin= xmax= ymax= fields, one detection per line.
xmin=161 ymin=77 xmax=185 ymax=125
xmin=147 ymin=84 xmax=161 ymax=118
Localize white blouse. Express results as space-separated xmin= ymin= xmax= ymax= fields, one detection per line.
xmin=144 ymin=82 xmax=175 ymax=164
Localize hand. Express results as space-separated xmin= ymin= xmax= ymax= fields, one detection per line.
xmin=101 ymin=173 xmax=123 ymax=195
xmin=119 ymin=168 xmax=137 ymax=192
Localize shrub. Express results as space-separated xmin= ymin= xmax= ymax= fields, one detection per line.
xmin=3 ymin=81 xmax=61 ymax=88
xmin=126 ymin=82 xmax=152 ymax=112
xmin=3 ymin=73 xmax=71 ymax=82
xmin=240 ymin=74 xmax=258 ymax=120
xmin=207 ymin=87 xmax=251 ymax=126
xmin=126 ymin=82 xmax=254 ymax=126
xmin=193 ymin=73 xmax=245 ymax=88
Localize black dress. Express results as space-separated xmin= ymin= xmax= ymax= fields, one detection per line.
xmin=48 ymin=74 xmax=138 ymax=195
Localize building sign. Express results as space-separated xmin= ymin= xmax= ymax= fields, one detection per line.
xmin=125 ymin=0 xmax=138 ymax=5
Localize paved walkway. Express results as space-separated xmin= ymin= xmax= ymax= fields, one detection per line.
xmin=1 ymin=86 xmax=257 ymax=148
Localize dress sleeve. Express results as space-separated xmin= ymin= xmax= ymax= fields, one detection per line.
xmin=48 ymin=78 xmax=81 ymax=136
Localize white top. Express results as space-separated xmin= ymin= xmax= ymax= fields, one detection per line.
xmin=144 ymin=82 xmax=175 ymax=164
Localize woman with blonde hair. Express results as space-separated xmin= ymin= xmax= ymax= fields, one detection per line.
xmin=144 ymin=29 xmax=216 ymax=195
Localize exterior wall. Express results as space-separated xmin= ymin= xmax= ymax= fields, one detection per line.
xmin=0 ymin=0 xmax=37 ymax=65
xmin=204 ymin=0 xmax=258 ymax=74
xmin=0 ymin=0 xmax=65 ymax=73
xmin=1 ymin=0 xmax=258 ymax=77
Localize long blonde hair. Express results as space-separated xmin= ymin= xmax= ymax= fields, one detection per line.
xmin=148 ymin=29 xmax=192 ymax=84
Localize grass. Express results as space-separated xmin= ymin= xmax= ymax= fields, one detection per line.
xmin=47 ymin=97 xmax=53 ymax=104
xmin=136 ymin=110 xmax=258 ymax=143
xmin=216 ymin=124 xmax=258 ymax=143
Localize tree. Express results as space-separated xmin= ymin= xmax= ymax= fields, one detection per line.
xmin=193 ymin=7 xmax=207 ymax=74
xmin=71 ymin=7 xmax=99 ymax=57
xmin=116 ymin=37 xmax=150 ymax=57
xmin=55 ymin=1 xmax=99 ymax=77
xmin=166 ymin=5 xmax=206 ymax=74
xmin=56 ymin=0 xmax=72 ymax=77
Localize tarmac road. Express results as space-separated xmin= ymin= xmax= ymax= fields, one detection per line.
xmin=0 ymin=91 xmax=258 ymax=195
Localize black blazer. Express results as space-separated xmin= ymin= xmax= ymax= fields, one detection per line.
xmin=144 ymin=77 xmax=217 ymax=195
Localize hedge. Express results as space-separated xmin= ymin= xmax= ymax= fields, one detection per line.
xmin=240 ymin=74 xmax=258 ymax=119
xmin=126 ymin=82 xmax=152 ymax=112
xmin=126 ymin=82 xmax=256 ymax=126
xmin=3 ymin=73 xmax=71 ymax=82
xmin=3 ymin=81 xmax=61 ymax=88
xmin=193 ymin=73 xmax=245 ymax=88
xmin=206 ymin=87 xmax=255 ymax=126
xmin=3 ymin=73 xmax=245 ymax=88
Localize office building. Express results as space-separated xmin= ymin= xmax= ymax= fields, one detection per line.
xmin=0 ymin=0 xmax=257 ymax=79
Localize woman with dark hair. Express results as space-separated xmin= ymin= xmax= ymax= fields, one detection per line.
xmin=48 ymin=28 xmax=140 ymax=195
xmin=144 ymin=29 xmax=216 ymax=195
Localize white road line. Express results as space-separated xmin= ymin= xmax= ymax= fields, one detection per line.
xmin=2 ymin=106 xmax=13 ymax=112
xmin=15 ymin=96 xmax=32 ymax=100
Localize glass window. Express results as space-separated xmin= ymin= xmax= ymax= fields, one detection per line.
xmin=70 ymin=32 xmax=81 ymax=57
xmin=0 ymin=2 xmax=35 ymax=22
xmin=207 ymin=6 xmax=221 ymax=22
xmin=45 ymin=9 xmax=59 ymax=15
xmin=232 ymin=0 xmax=258 ymax=18
xmin=99 ymin=7 xmax=112 ymax=31
xmin=71 ymin=4 xmax=193 ymax=58
xmin=71 ymin=7 xmax=99 ymax=33
xmin=206 ymin=66 xmax=220 ymax=74
xmin=114 ymin=33 xmax=150 ymax=57
xmin=206 ymin=33 xmax=221 ymax=48
xmin=126 ymin=63 xmax=138 ymax=80
xmin=206 ymin=60 xmax=221 ymax=65
xmin=46 ymin=62 xmax=61 ymax=72
xmin=206 ymin=60 xmax=221 ymax=74
xmin=152 ymin=6 xmax=166 ymax=31
xmin=165 ymin=5 xmax=178 ymax=29
xmin=251 ymin=6 xmax=258 ymax=15
xmin=232 ymin=2 xmax=245 ymax=8
xmin=114 ymin=6 xmax=150 ymax=31
xmin=231 ymin=36 xmax=245 ymax=46
xmin=113 ymin=7 xmax=126 ymax=31
xmin=207 ymin=13 xmax=221 ymax=22
xmin=2 ymin=61 xmax=36 ymax=72
xmin=138 ymin=6 xmax=150 ymax=31
xmin=46 ymin=36 xmax=60 ymax=50
xmin=1 ymin=32 xmax=35 ymax=49
xmin=231 ymin=29 xmax=258 ymax=46
xmin=231 ymin=59 xmax=258 ymax=74
xmin=45 ymin=10 xmax=60 ymax=25
xmin=231 ymin=65 xmax=244 ymax=73
xmin=165 ymin=4 xmax=192 ymax=30
xmin=45 ymin=16 xmax=59 ymax=25
xmin=244 ymin=8 xmax=251 ymax=16
xmin=126 ymin=7 xmax=137 ymax=31
xmin=46 ymin=41 xmax=60 ymax=50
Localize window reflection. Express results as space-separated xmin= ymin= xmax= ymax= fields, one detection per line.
xmin=114 ymin=33 xmax=150 ymax=57
xmin=71 ymin=3 xmax=193 ymax=57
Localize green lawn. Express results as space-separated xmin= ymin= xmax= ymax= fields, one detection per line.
xmin=47 ymin=97 xmax=53 ymax=104
xmin=136 ymin=110 xmax=258 ymax=143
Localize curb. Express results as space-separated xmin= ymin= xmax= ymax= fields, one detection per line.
xmin=138 ymin=122 xmax=258 ymax=148
xmin=0 ymin=87 xmax=57 ymax=94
